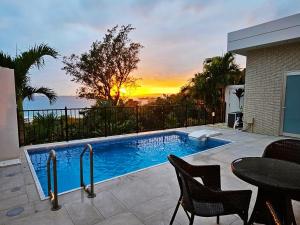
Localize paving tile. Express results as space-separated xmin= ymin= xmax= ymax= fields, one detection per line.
xmin=0 ymin=185 xmax=26 ymax=201
xmin=192 ymin=214 xmax=239 ymax=225
xmin=130 ymin=194 xmax=176 ymax=220
xmin=23 ymin=171 xmax=35 ymax=185
xmin=292 ymin=200 xmax=300 ymax=224
xmin=140 ymin=173 xmax=179 ymax=198
xmin=93 ymin=175 xmax=134 ymax=194
xmin=25 ymin=184 xmax=40 ymax=202
xmin=0 ymin=194 xmax=28 ymax=211
xmin=0 ymin=173 xmax=23 ymax=186
xmin=110 ymin=178 xmax=161 ymax=209
xmin=0 ymin=175 xmax=25 ymax=192
xmin=92 ymin=190 xmax=127 ymax=218
xmin=0 ymin=202 xmax=35 ymax=224
xmin=95 ymin=212 xmax=144 ymax=225
xmin=143 ymin=207 xmax=187 ymax=225
xmin=6 ymin=207 xmax=74 ymax=225
xmin=65 ymin=201 xmax=104 ymax=225
xmin=0 ymin=165 xmax=22 ymax=178
xmin=59 ymin=189 xmax=86 ymax=205
xmin=32 ymin=199 xmax=52 ymax=213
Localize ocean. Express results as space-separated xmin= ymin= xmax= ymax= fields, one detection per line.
xmin=23 ymin=96 xmax=95 ymax=110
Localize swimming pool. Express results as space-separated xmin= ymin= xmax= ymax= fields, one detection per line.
xmin=26 ymin=131 xmax=230 ymax=199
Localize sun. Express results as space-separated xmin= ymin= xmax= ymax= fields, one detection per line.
xmin=120 ymin=87 xmax=127 ymax=94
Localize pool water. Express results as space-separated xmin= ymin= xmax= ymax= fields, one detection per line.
xmin=27 ymin=131 xmax=229 ymax=197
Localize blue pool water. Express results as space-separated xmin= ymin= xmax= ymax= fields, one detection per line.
xmin=27 ymin=131 xmax=229 ymax=196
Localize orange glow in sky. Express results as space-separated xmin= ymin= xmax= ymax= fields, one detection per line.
xmin=129 ymin=85 xmax=180 ymax=97
xmin=124 ymin=75 xmax=189 ymax=97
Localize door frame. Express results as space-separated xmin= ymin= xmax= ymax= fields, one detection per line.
xmin=280 ymin=71 xmax=300 ymax=138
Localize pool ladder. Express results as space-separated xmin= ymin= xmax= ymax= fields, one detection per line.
xmin=46 ymin=144 xmax=95 ymax=210
xmin=47 ymin=150 xmax=61 ymax=211
xmin=80 ymin=144 xmax=96 ymax=198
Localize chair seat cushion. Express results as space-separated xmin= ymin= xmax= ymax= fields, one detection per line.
xmin=193 ymin=200 xmax=224 ymax=216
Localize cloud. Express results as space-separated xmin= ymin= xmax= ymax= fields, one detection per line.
xmin=1 ymin=0 xmax=300 ymax=95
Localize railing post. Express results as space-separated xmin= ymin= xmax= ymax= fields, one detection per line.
xmin=16 ymin=108 xmax=21 ymax=146
xmin=104 ymin=107 xmax=107 ymax=137
xmin=162 ymin=105 xmax=165 ymax=130
xmin=212 ymin=108 xmax=215 ymax=125
xmin=64 ymin=107 xmax=69 ymax=141
xmin=204 ymin=107 xmax=207 ymax=125
xmin=136 ymin=105 xmax=139 ymax=133
xmin=185 ymin=104 xmax=188 ymax=127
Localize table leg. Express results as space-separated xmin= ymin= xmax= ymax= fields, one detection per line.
xmin=248 ymin=189 xmax=297 ymax=225
xmin=248 ymin=189 xmax=268 ymax=224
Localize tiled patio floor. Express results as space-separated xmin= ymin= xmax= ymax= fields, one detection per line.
xmin=0 ymin=126 xmax=299 ymax=225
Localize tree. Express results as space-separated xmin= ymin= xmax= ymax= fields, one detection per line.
xmin=185 ymin=52 xmax=243 ymax=110
xmin=0 ymin=44 xmax=58 ymax=110
xmin=0 ymin=44 xmax=58 ymax=145
xmin=62 ymin=25 xmax=143 ymax=106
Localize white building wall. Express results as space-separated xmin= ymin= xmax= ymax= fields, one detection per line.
xmin=228 ymin=13 xmax=300 ymax=55
xmin=0 ymin=67 xmax=20 ymax=165
xmin=225 ymin=85 xmax=244 ymax=122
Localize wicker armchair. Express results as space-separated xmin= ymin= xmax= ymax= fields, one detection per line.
xmin=168 ymin=155 xmax=252 ymax=225
xmin=263 ymin=139 xmax=300 ymax=164
xmin=263 ymin=139 xmax=300 ymax=201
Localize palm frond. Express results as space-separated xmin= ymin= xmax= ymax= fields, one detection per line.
xmin=0 ymin=51 xmax=14 ymax=69
xmin=23 ymin=86 xmax=57 ymax=104
xmin=14 ymin=44 xmax=58 ymax=93
xmin=16 ymin=43 xmax=58 ymax=70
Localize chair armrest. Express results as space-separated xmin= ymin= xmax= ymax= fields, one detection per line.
xmin=187 ymin=164 xmax=221 ymax=190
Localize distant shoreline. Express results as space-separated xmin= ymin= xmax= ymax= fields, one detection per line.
xmin=23 ymin=95 xmax=164 ymax=110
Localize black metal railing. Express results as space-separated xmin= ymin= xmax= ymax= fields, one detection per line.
xmin=18 ymin=104 xmax=225 ymax=146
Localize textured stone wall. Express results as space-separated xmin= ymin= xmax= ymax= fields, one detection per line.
xmin=244 ymin=42 xmax=300 ymax=135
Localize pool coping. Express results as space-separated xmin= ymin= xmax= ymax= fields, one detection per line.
xmin=23 ymin=128 xmax=233 ymax=200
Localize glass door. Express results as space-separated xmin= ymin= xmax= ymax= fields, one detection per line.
xmin=282 ymin=72 xmax=300 ymax=137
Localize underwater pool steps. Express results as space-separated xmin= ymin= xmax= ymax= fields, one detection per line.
xmin=80 ymin=144 xmax=96 ymax=198
xmin=47 ymin=150 xmax=61 ymax=211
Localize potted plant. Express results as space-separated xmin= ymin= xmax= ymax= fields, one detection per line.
xmin=234 ymin=88 xmax=244 ymax=111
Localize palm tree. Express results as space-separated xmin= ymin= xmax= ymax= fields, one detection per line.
xmin=203 ymin=52 xmax=241 ymax=101
xmin=189 ymin=52 xmax=242 ymax=111
xmin=0 ymin=44 xmax=58 ymax=110
xmin=0 ymin=44 xmax=58 ymax=145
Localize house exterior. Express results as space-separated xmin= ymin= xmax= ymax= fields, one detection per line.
xmin=228 ymin=13 xmax=300 ymax=137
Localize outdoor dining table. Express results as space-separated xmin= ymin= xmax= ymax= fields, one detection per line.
xmin=231 ymin=157 xmax=300 ymax=225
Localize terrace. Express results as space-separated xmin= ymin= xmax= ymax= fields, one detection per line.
xmin=1 ymin=125 xmax=299 ymax=225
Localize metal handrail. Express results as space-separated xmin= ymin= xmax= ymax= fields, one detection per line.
xmin=47 ymin=150 xmax=61 ymax=210
xmin=80 ymin=144 xmax=96 ymax=198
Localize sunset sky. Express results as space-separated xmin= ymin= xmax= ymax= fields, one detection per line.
xmin=1 ymin=0 xmax=300 ymax=97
